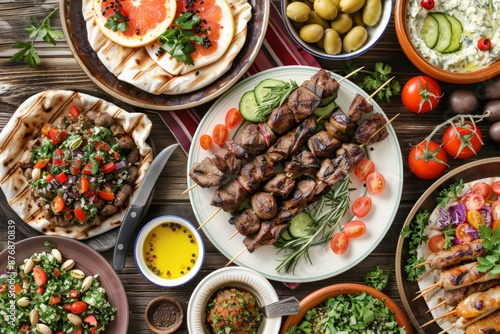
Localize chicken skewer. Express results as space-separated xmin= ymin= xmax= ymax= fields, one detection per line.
xmin=437 ymin=308 xmax=498 ymax=334
xmin=465 ymin=309 xmax=500 ymax=334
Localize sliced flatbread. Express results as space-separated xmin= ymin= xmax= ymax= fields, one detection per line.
xmin=0 ymin=90 xmax=153 ymax=240
xmin=83 ymin=0 xmax=252 ymax=95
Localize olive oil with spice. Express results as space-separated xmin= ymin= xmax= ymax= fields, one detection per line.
xmin=142 ymin=222 xmax=199 ymax=279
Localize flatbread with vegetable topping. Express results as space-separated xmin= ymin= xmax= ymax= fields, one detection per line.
xmin=0 ymin=90 xmax=153 ymax=239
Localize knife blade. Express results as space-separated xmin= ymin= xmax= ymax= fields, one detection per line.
xmin=113 ymin=143 xmax=179 ymax=271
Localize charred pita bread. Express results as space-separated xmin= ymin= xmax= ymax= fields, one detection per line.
xmin=83 ymin=0 xmax=252 ymax=95
xmin=0 ymin=90 xmax=153 ymax=240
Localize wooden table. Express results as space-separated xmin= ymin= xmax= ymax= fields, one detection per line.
xmin=1 ymin=1 xmax=499 ymax=333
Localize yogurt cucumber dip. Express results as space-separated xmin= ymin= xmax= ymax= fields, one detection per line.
xmin=407 ymin=0 xmax=500 ymax=71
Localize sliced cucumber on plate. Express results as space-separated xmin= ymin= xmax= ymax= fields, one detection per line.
xmin=288 ymin=211 xmax=314 ymax=239
xmin=421 ymin=12 xmax=463 ymax=53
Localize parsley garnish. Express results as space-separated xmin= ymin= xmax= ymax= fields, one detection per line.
xmin=10 ymin=7 xmax=64 ymax=68
xmin=364 ymin=266 xmax=392 ymax=291
xmin=335 ymin=61 xmax=401 ymax=103
xmin=158 ymin=12 xmax=203 ymax=65
xmin=442 ymin=225 xmax=456 ymax=250
xmin=104 ymin=11 xmax=130 ymax=32
xmin=400 ymin=210 xmax=431 ymax=282
xmin=476 ymin=225 xmax=500 ymax=275
xmin=436 ymin=180 xmax=464 ymax=207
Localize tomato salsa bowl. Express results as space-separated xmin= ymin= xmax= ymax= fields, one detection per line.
xmin=395 ymin=157 xmax=500 ymax=333
xmin=394 ymin=0 xmax=500 ymax=84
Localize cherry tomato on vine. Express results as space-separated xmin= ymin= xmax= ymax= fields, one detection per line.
xmin=225 ymin=108 xmax=243 ymax=129
xmin=442 ymin=121 xmax=483 ymax=159
xmin=212 ymin=124 xmax=229 ymax=146
xmin=343 ymin=220 xmax=366 ymax=238
xmin=428 ymin=235 xmax=446 ymax=253
xmin=401 ymin=76 xmax=442 ymax=113
xmin=471 ymin=182 xmax=493 ymax=200
xmin=351 ymin=196 xmax=372 ymax=218
xmin=331 ymin=232 xmax=349 ymax=254
xmin=408 ymin=140 xmax=448 ymax=180
xmin=354 ymin=158 xmax=375 ymax=180
xmin=365 ymin=172 xmax=385 ymax=195
xmin=199 ymin=134 xmax=213 ymax=150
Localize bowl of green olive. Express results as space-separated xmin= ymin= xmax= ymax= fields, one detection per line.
xmin=281 ymin=0 xmax=392 ymax=59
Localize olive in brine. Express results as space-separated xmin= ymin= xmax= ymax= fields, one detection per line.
xmin=340 ymin=0 xmax=366 ymax=14
xmin=323 ymin=28 xmax=342 ymax=55
xmin=314 ymin=0 xmax=338 ymax=20
xmin=330 ymin=13 xmax=353 ymax=34
xmin=286 ymin=2 xmax=312 ymax=22
xmin=306 ymin=11 xmax=330 ymax=29
xmin=300 ymin=24 xmax=325 ymax=43
xmin=343 ymin=25 xmax=367 ymax=52
xmin=362 ymin=0 xmax=382 ymax=26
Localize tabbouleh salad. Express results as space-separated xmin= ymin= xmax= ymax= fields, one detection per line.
xmin=0 ymin=243 xmax=116 ymax=333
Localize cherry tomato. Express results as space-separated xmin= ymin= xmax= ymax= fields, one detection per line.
xmin=70 ymin=289 xmax=79 ymax=299
xmin=0 ymin=282 xmax=8 ymax=293
xmin=467 ymin=209 xmax=485 ymax=229
xmin=69 ymin=105 xmax=80 ymax=118
xmin=14 ymin=282 xmax=22 ymax=295
xmin=491 ymin=200 xmax=500 ymax=221
xmin=351 ymin=196 xmax=372 ymax=218
xmin=212 ymin=124 xmax=229 ymax=146
xmin=354 ymin=158 xmax=375 ymax=180
xmin=343 ymin=220 xmax=366 ymax=238
xmin=461 ymin=193 xmax=485 ymax=211
xmin=401 ymin=76 xmax=442 ymax=113
xmin=420 ymin=0 xmax=434 ymax=9
xmin=36 ymin=287 xmax=45 ymax=294
xmin=365 ymin=172 xmax=385 ymax=195
xmin=408 ymin=140 xmax=448 ymax=180
xmin=455 ymin=223 xmax=476 ymax=243
xmin=50 ymin=195 xmax=65 ymax=213
xmin=70 ymin=301 xmax=88 ymax=314
xmin=471 ymin=182 xmax=493 ymax=200
xmin=32 ymin=267 xmax=47 ymax=286
xmin=53 ymin=268 xmax=60 ymax=278
xmin=442 ymin=121 xmax=483 ymax=159
xmin=428 ymin=235 xmax=446 ymax=253
xmin=478 ymin=38 xmax=492 ymax=51
xmin=79 ymin=177 xmax=90 ymax=194
xmin=50 ymin=295 xmax=61 ymax=305
xmin=492 ymin=219 xmax=500 ymax=232
xmin=492 ymin=181 xmax=500 ymax=196
xmin=199 ymin=134 xmax=213 ymax=150
xmin=101 ymin=162 xmax=116 ymax=173
xmin=74 ymin=208 xmax=87 ymax=222
xmin=56 ymin=172 xmax=68 ymax=184
xmin=33 ymin=158 xmax=50 ymax=169
xmin=73 ymin=329 xmax=84 ymax=334
xmin=84 ymin=314 xmax=98 ymax=326
xmin=41 ymin=123 xmax=52 ymax=137
xmin=225 ymin=108 xmax=243 ymax=129
xmin=330 ymin=232 xmax=349 ymax=254
xmin=97 ymin=190 xmax=115 ymax=201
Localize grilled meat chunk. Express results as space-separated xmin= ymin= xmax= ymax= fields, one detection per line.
xmin=211 ymin=179 xmax=248 ymax=213
xmin=310 ymin=68 xmax=340 ymax=98
xmin=258 ymin=122 xmax=277 ymax=147
xmin=290 ymin=116 xmax=318 ymax=156
xmin=336 ymin=143 xmax=365 ymax=168
xmin=316 ymin=154 xmax=350 ymax=187
xmin=251 ymin=192 xmax=278 ymax=220
xmin=348 ymin=94 xmax=373 ymax=122
xmin=236 ymin=124 xmax=267 ymax=156
xmin=281 ymin=178 xmax=317 ymax=212
xmin=270 ymin=207 xmax=296 ymax=225
xmin=329 ymin=109 xmax=356 ymax=133
xmin=225 ymin=140 xmax=249 ymax=160
xmin=354 ymin=113 xmax=389 ymax=145
xmin=263 ymin=174 xmax=296 ymax=198
xmin=267 ymin=104 xmax=295 ymax=135
xmin=229 ymin=208 xmax=261 ymax=236
xmin=301 ymin=79 xmax=325 ymax=98
xmin=244 ymin=221 xmax=274 ymax=253
xmin=284 ymin=150 xmax=319 ymax=178
xmin=288 ymin=87 xmax=321 ymax=122
xmin=114 ymin=183 xmax=132 ymax=207
xmin=268 ymin=132 xmax=295 ymax=161
xmin=237 ymin=154 xmax=276 ymax=193
xmin=307 ymin=131 xmax=342 ymax=158
xmin=189 ymin=157 xmax=226 ymax=188
xmin=212 ymin=146 xmax=242 ymax=175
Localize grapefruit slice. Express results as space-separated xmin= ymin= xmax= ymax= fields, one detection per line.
xmin=92 ymin=0 xmax=177 ymax=48
xmin=145 ymin=0 xmax=235 ymax=75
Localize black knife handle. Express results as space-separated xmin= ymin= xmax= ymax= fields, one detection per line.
xmin=113 ymin=204 xmax=146 ymax=271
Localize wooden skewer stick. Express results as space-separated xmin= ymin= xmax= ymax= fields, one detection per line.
xmin=438 ymin=323 xmax=457 ymax=334
xmin=420 ymin=309 xmax=457 ymax=328
xmin=427 ymin=300 xmax=447 ymax=313
xmin=197 ymin=207 xmax=222 ymax=230
xmin=413 ymin=260 xmax=430 ymax=269
xmin=337 ymin=66 xmax=365 ymax=83
xmin=416 ymin=281 xmax=441 ymax=295
xmin=181 ymin=183 xmax=198 ymax=195
xmin=366 ymin=76 xmax=394 ymax=102
xmin=225 ymin=247 xmax=247 ymax=267
xmin=228 ymin=230 xmax=239 ymax=240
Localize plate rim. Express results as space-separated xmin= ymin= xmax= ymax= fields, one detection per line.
xmin=187 ymin=65 xmax=404 ymax=282
xmin=59 ymin=0 xmax=270 ymax=111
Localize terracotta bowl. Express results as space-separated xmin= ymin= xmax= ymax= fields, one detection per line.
xmin=394 ymin=0 xmax=500 ymax=83
xmin=280 ymin=283 xmax=413 ymax=333
xmin=145 ymin=296 xmax=183 ymax=334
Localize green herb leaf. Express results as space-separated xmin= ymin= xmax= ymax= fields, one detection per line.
xmin=401 ymin=209 xmax=430 ymax=281
xmin=104 ymin=11 xmax=130 ymax=32
xmin=175 ymin=11 xmax=201 ymax=30
xmin=476 ymin=225 xmax=500 ymax=276
xmin=10 ymin=7 xmax=62 ymax=68
xmin=248 ymin=80 xmax=299 ymax=122
xmin=437 ymin=180 xmax=464 ymax=207
xmin=364 ymin=266 xmax=392 ymax=290
xmin=442 ymin=225 xmax=455 ymax=250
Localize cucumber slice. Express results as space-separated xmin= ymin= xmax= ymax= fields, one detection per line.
xmin=319 ymin=92 xmax=338 ymax=107
xmin=313 ymin=100 xmax=338 ymax=119
xmin=431 ymin=13 xmax=452 ymax=52
xmin=280 ymin=229 xmax=294 ymax=241
xmin=421 ymin=14 xmax=439 ymax=49
xmin=443 ymin=13 xmax=463 ymax=53
xmin=239 ymin=90 xmax=261 ymax=122
xmin=254 ymin=79 xmax=286 ymax=104
xmin=288 ymin=212 xmax=314 ymax=238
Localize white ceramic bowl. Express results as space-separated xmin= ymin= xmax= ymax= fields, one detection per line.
xmin=135 ymin=215 xmax=205 ymax=287
xmin=187 ymin=267 xmax=281 ymax=334
xmin=281 ymin=0 xmax=393 ymax=60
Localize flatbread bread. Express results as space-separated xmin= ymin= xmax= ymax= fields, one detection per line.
xmin=0 ymin=90 xmax=153 ymax=240
xmin=84 ymin=0 xmax=252 ymax=95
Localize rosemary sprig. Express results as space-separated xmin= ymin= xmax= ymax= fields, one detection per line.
xmin=275 ymin=177 xmax=351 ymax=274
xmin=251 ymin=80 xmax=299 ymax=122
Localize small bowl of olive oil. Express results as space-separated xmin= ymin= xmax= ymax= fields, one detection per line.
xmin=135 ymin=215 xmax=205 ymax=287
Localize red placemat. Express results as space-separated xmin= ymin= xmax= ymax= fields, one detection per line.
xmin=158 ymin=1 xmax=320 ymax=155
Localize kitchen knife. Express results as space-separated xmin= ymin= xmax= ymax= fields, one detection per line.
xmin=113 ymin=143 xmax=179 ymax=271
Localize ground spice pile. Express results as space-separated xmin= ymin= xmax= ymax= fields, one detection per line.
xmin=152 ymin=302 xmax=179 ymax=328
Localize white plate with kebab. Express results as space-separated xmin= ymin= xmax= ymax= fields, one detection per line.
xmin=187 ymin=65 xmax=403 ymax=282
xmin=396 ymin=157 xmax=500 ymax=334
